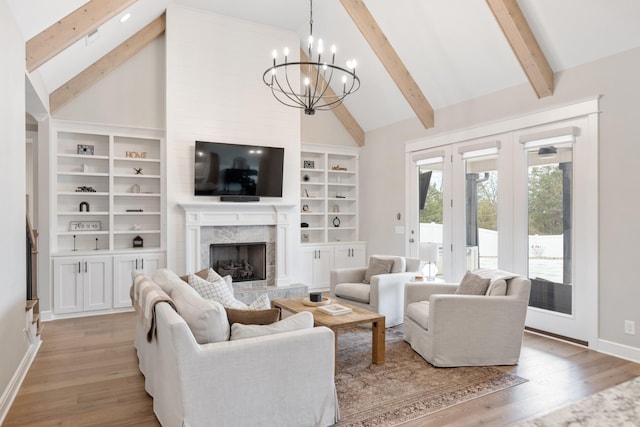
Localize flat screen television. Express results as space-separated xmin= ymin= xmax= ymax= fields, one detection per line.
xmin=194 ymin=141 xmax=284 ymax=198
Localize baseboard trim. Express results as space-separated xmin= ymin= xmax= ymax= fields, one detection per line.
xmin=0 ymin=339 xmax=41 ymax=424
xmin=597 ymin=339 xmax=640 ymax=364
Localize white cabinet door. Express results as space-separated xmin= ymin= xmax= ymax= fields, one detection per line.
xmin=113 ymin=252 xmax=165 ymax=308
xmin=299 ymin=247 xmax=317 ymax=288
xmin=314 ymin=247 xmax=333 ymax=289
xmin=53 ymin=257 xmax=83 ymax=314
xmin=113 ymin=255 xmax=138 ymax=309
xmin=333 ymin=243 xmax=367 ymax=269
xmin=53 ymin=255 xmax=112 ymax=314
xmin=300 ymin=246 xmax=334 ymax=290
xmin=83 ymin=256 xmax=112 ymax=312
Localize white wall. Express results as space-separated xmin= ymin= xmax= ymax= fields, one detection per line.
xmin=0 ymin=0 xmax=29 ymax=417
xmin=53 ymin=37 xmax=166 ymax=129
xmin=165 ymin=5 xmax=301 ymax=275
xmin=301 ymin=110 xmax=359 ymax=147
xmin=359 ymin=47 xmax=640 ymax=356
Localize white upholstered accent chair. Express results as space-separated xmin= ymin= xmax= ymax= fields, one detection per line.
xmin=403 ymin=270 xmax=531 ymax=367
xmin=329 ymin=255 xmax=422 ymax=327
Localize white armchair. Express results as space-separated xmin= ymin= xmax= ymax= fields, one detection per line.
xmin=403 ymin=271 xmax=531 ymax=367
xmin=330 ymin=255 xmax=422 ymax=327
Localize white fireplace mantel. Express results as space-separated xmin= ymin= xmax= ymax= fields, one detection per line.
xmin=178 ymin=202 xmax=296 ymax=286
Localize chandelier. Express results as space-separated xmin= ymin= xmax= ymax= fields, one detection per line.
xmin=263 ymin=0 xmax=360 ymax=115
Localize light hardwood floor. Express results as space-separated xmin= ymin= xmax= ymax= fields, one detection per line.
xmin=5 ymin=312 xmax=640 ymax=426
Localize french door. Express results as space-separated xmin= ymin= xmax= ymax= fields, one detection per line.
xmin=406 ymin=106 xmax=598 ymax=345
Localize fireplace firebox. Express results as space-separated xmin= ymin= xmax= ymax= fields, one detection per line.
xmin=210 ymin=242 xmax=266 ymax=282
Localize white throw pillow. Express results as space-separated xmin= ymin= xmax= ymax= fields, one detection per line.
xmin=188 ymin=273 xmax=247 ymax=309
xmin=230 ymin=311 xmax=313 ymax=340
xmin=170 ymin=284 xmax=230 ymax=343
xmin=153 ymin=268 xmax=190 ymax=294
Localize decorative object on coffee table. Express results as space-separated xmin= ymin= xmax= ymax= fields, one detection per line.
xmin=309 ymin=292 xmax=322 ymax=302
xmin=318 ymin=303 xmax=352 ymax=316
xmin=302 ymin=296 xmax=331 ymax=306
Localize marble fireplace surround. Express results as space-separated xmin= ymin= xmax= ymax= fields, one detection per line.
xmin=178 ymin=202 xmax=298 ymax=291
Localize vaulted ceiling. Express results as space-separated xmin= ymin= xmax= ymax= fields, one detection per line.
xmin=7 ymin=0 xmax=640 ymax=141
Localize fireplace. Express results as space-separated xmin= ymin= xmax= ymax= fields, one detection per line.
xmin=179 ymin=202 xmax=296 ymax=287
xmin=210 ymin=242 xmax=266 ymax=282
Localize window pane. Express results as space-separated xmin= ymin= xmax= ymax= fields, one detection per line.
xmin=527 ymin=144 xmax=573 ymax=314
xmin=418 ymin=162 xmax=443 ymax=277
xmin=465 ymin=156 xmax=498 ymax=270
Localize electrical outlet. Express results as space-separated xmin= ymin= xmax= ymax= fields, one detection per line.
xmin=624 ymin=320 xmax=636 ymax=335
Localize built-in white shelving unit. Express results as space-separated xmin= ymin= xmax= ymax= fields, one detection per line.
xmin=300 ymin=144 xmax=366 ymax=290
xmin=50 ymin=121 xmax=166 ymax=316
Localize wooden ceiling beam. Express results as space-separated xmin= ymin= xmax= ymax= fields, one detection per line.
xmin=487 ymin=0 xmax=554 ymax=98
xmin=340 ymin=0 xmax=434 ymax=129
xmin=300 ymin=49 xmax=365 ymax=146
xmin=50 ymin=13 xmax=165 ymax=114
xmin=26 ymin=0 xmax=138 ymax=72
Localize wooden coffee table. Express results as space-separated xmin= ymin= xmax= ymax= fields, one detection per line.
xmin=271 ymin=297 xmax=385 ymax=373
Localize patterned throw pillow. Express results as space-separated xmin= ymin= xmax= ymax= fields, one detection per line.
xmin=248 ymin=293 xmax=271 ymax=310
xmin=455 ymin=271 xmax=491 ymax=295
xmin=188 ymin=273 xmax=246 ymax=309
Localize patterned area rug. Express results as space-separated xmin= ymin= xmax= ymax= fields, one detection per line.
xmin=514 ymin=376 xmax=640 ymax=427
xmin=334 ymin=327 xmax=527 ymax=426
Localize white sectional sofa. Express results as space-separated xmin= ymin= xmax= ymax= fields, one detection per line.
xmin=132 ymin=269 xmax=339 ymax=427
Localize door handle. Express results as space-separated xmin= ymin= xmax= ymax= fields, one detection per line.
xmin=84 ymin=261 xmax=88 ymax=273
xmin=141 ymin=258 xmax=144 ymax=269
xmin=78 ymin=261 xmax=81 ymax=274
xmin=135 ymin=259 xmax=138 ymax=270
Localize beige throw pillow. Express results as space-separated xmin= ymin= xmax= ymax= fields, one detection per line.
xmin=486 ymin=278 xmax=508 ymax=296
xmin=170 ymin=284 xmax=230 ymax=343
xmin=455 ymin=271 xmax=491 ymax=295
xmin=363 ymin=256 xmax=395 ymax=284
